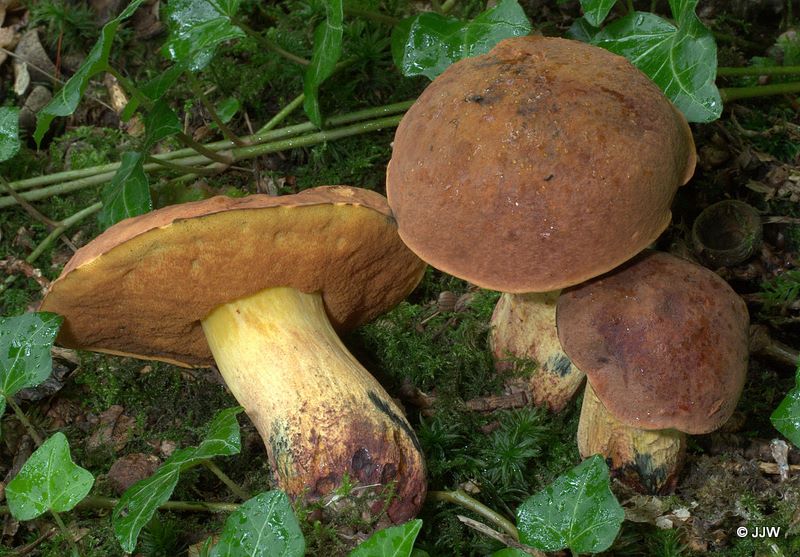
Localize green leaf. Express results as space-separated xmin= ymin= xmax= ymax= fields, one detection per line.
xmin=516 ymin=455 xmax=624 ymax=554
xmin=303 ymin=0 xmax=344 ymax=127
xmin=209 ymin=491 xmax=305 ymax=557
xmin=0 ymin=312 xmax=63 ymax=412
xmin=6 ymin=433 xmax=94 ymax=520
xmin=391 ymin=0 xmax=531 ymax=80
xmin=592 ymin=4 xmax=721 ymax=123
xmin=349 ymin=519 xmax=422 ymax=557
xmin=216 ymin=97 xmax=240 ymax=124
xmin=144 ymin=100 xmax=182 ymax=148
xmin=113 ymin=407 xmax=243 ymax=552
xmin=98 ymin=151 xmax=152 ymax=230
xmin=567 ymin=16 xmax=600 ymax=43
xmin=580 ymin=0 xmax=617 ymax=27
xmin=0 ymin=107 xmax=20 ymax=162
xmin=33 ymin=0 xmax=146 ymax=146
xmin=163 ymin=0 xmax=244 ymax=72
xmin=772 ymin=366 xmax=800 ymax=448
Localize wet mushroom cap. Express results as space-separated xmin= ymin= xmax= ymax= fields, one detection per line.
xmin=387 ymin=35 xmax=696 ymax=292
xmin=556 ymin=251 xmax=749 ymax=434
xmin=40 ymin=186 xmax=426 ymax=367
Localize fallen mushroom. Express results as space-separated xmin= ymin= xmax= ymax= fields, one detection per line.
xmin=40 ymin=186 xmax=428 ymax=523
xmin=386 ymin=35 xmax=696 ymax=411
xmin=557 ymin=251 xmax=750 ymax=493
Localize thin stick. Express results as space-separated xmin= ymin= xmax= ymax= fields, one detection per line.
xmin=0 ymin=180 xmax=59 ymax=228
xmin=3 ymin=99 xmax=414 ymax=193
xmin=720 ymin=81 xmax=800 ymax=102
xmin=718 ymin=65 xmax=800 ymax=77
xmin=144 ymin=155 xmax=219 ymax=176
xmin=256 ymin=94 xmax=305 ymax=134
xmin=0 ymin=496 xmax=240 ymax=516
xmin=5 ymin=396 xmax=44 ymax=446
xmin=201 ymin=460 xmax=250 ymax=501
xmin=427 ymin=490 xmax=519 ymax=539
xmin=457 ymin=515 xmax=544 ymax=557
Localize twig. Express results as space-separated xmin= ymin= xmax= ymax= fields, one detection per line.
xmin=1 ymin=180 xmax=59 ymax=228
xmin=457 ymin=515 xmax=544 ymax=557
xmin=427 ymin=490 xmax=518 ymax=539
xmin=176 ymin=132 xmax=234 ymax=165
xmin=0 ymin=496 xmax=240 ymax=516
xmin=144 ymin=155 xmax=219 ymax=176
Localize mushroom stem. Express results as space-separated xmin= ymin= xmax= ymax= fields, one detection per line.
xmin=200 ymin=286 xmax=426 ymax=523
xmin=490 ymin=291 xmax=585 ymax=412
xmin=577 ymin=383 xmax=686 ymax=494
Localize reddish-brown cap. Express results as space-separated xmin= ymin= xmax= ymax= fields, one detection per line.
xmin=40 ymin=186 xmax=426 ymax=367
xmin=387 ymin=35 xmax=696 ymax=292
xmin=556 ymin=251 xmax=749 ymax=434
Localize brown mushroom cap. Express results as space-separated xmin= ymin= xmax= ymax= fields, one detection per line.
xmin=387 ymin=35 xmax=696 ymax=293
xmin=40 ymin=186 xmax=426 ymax=367
xmin=556 ymin=251 xmax=749 ymax=434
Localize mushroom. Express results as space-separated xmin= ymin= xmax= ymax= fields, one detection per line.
xmin=39 ymin=186 xmax=428 ymax=522
xmin=386 ymin=35 xmax=696 ymax=411
xmin=557 ymin=251 xmax=749 ymax=493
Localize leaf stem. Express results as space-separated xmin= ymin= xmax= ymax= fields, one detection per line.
xmin=201 ymin=460 xmax=250 ymax=501
xmin=427 ymin=490 xmax=519 ymax=540
xmin=717 ymin=65 xmax=800 ymax=77
xmin=720 ymin=81 xmax=800 ymax=102
xmin=176 ymin=132 xmax=233 ymax=165
xmin=50 ymin=510 xmax=81 ymax=557
xmin=144 ymin=155 xmax=219 ymax=176
xmin=343 ymin=6 xmax=400 ymax=25
xmin=188 ymin=75 xmax=246 ymax=146
xmin=106 ymin=66 xmax=153 ymax=111
xmin=440 ymin=0 xmax=457 ymax=14
xmin=0 ymin=496 xmax=241 ymax=515
xmin=233 ymin=18 xmax=310 ymax=66
xmin=5 ymin=396 xmax=43 ymax=446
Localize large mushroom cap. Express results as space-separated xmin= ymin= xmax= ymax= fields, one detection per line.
xmin=387 ymin=35 xmax=696 ymax=292
xmin=40 ymin=186 xmax=426 ymax=367
xmin=556 ymin=251 xmax=749 ymax=434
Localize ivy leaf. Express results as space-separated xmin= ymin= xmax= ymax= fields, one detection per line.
xmin=33 ymin=0 xmax=146 ymax=146
xmin=567 ymin=16 xmax=601 ymax=43
xmin=592 ymin=1 xmax=721 ymax=122
xmin=303 ymin=0 xmax=344 ymax=128
xmin=772 ymin=366 xmax=800 ymax=448
xmin=0 ymin=312 xmax=62 ymax=419
xmin=113 ymin=407 xmax=243 ymax=553
xmin=209 ymin=491 xmax=305 ymax=557
xmin=98 ymin=151 xmax=152 ymax=229
xmin=121 ymin=64 xmax=188 ymax=121
xmin=516 ymin=455 xmax=624 ymax=554
xmin=6 ymin=433 xmax=94 ymax=520
xmin=0 ymin=107 xmax=20 ymax=162
xmin=163 ymin=0 xmax=244 ymax=72
xmin=580 ymin=0 xmax=617 ymax=27
xmin=349 ymin=519 xmax=422 ymax=557
xmin=144 ymin=100 xmax=182 ymax=149
xmin=391 ymin=0 xmax=531 ymax=80
xmin=490 ymin=550 xmax=530 ymax=557
xmin=216 ymin=97 xmax=240 ymax=124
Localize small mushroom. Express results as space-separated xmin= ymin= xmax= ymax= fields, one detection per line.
xmin=40 ymin=186 xmax=428 ymax=522
xmin=386 ymin=36 xmax=696 ymax=411
xmin=557 ymin=251 xmax=750 ymax=493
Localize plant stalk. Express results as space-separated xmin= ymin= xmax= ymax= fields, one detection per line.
xmin=718 ymin=65 xmax=800 ymax=77
xmin=427 ymin=490 xmax=519 ymax=540
xmin=3 ymin=100 xmax=413 ymax=194
xmin=0 ymin=496 xmax=240 ymax=516
xmin=50 ymin=510 xmax=81 ymax=557
xmin=201 ymin=460 xmax=250 ymax=501
xmin=5 ymin=396 xmax=43 ymax=446
xmin=189 ymin=75 xmax=246 ymax=146
xmin=720 ymin=81 xmax=800 ymax=102
xmin=233 ymin=18 xmax=310 ymax=66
